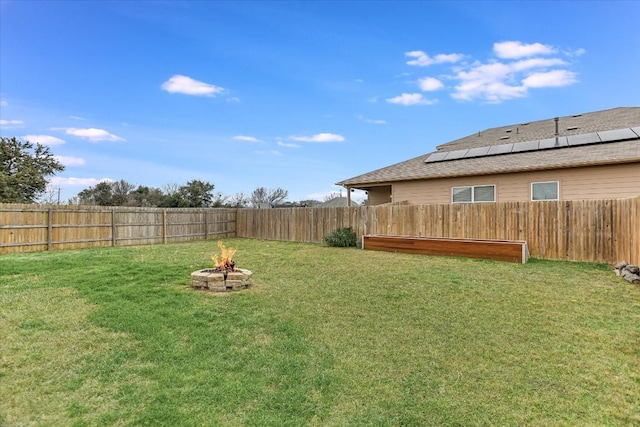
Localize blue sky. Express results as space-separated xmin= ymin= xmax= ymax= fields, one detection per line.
xmin=1 ymin=1 xmax=639 ymax=203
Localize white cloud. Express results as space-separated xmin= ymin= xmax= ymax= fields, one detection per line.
xmin=22 ymin=134 xmax=65 ymax=146
xmin=405 ymin=50 xmax=464 ymax=66
xmin=277 ymin=141 xmax=301 ymax=148
xmin=452 ymin=64 xmax=528 ymax=102
xmin=386 ymin=93 xmax=437 ymax=106
xmin=565 ymin=48 xmax=586 ymax=57
xmin=290 ymin=133 xmax=345 ymax=143
xmin=418 ymin=77 xmax=444 ymax=91
xmin=457 ymin=81 xmax=527 ymax=103
xmin=254 ymin=150 xmax=283 ymax=156
xmin=357 ymin=115 xmax=387 ymax=124
xmin=493 ymin=41 xmax=556 ymax=59
xmin=226 ymin=97 xmax=240 ymax=103
xmin=0 ymin=119 xmax=24 ymax=128
xmin=69 ymin=115 xmax=86 ymax=121
xmin=510 ymin=58 xmax=567 ymax=72
xmin=0 ymin=100 xmax=7 ymax=107
xmin=451 ymin=56 xmax=575 ymax=102
xmin=233 ymin=135 xmax=261 ymax=142
xmin=522 ymin=70 xmax=578 ymax=88
xmin=54 ymin=156 xmax=85 ymax=166
xmin=456 ymin=62 xmax=511 ymax=84
xmin=161 ymin=74 xmax=225 ymax=97
xmin=397 ymin=40 xmax=580 ymax=104
xmin=57 ymin=127 xmax=124 ymax=142
xmin=49 ymin=177 xmax=112 ymax=187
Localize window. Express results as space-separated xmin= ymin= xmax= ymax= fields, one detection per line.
xmin=452 ymin=186 xmax=472 ymax=202
xmin=452 ymin=185 xmax=495 ymax=203
xmin=531 ymin=181 xmax=559 ymax=201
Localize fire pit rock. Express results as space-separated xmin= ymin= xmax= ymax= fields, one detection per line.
xmin=191 ymin=268 xmax=253 ymax=292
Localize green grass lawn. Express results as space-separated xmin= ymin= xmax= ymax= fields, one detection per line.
xmin=1 ymin=239 xmax=639 ymax=426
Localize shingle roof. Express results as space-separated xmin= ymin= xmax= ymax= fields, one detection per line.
xmin=337 ymin=107 xmax=640 ymax=187
xmin=318 ymin=197 xmax=351 ymax=207
xmin=439 ymin=107 xmax=640 ymax=150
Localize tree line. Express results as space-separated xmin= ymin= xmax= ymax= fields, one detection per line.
xmin=73 ymin=180 xmax=293 ymax=208
xmin=1 ymin=136 xmax=326 ymax=207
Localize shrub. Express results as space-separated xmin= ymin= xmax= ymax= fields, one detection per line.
xmin=324 ymin=227 xmax=357 ymax=247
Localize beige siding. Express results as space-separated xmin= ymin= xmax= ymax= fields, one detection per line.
xmin=391 ymin=163 xmax=640 ymax=204
xmin=367 ymin=186 xmax=392 ymax=205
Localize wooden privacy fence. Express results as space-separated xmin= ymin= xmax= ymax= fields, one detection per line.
xmin=2 ymin=197 xmax=638 ymax=264
xmin=0 ymin=204 xmax=236 ymax=254
xmin=236 ymin=197 xmax=640 ymax=265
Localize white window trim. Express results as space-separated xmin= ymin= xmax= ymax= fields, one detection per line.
xmin=451 ymin=185 xmax=496 ymax=203
xmin=531 ymin=181 xmax=559 ymax=201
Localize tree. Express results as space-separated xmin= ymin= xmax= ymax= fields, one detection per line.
xmin=129 ymin=185 xmax=164 ymax=207
xmin=75 ymin=179 xmax=224 ymax=207
xmin=77 ymin=181 xmax=115 ymax=206
xmin=250 ymin=187 xmax=288 ymax=207
xmin=0 ymin=137 xmax=65 ymax=203
xmin=111 ymin=179 xmax=135 ymax=206
xmin=179 ymin=180 xmax=216 ymax=207
xmin=323 ymin=191 xmax=342 ymax=202
xmin=211 ymin=191 xmax=228 ymax=208
xmin=77 ymin=180 xmax=166 ymax=206
xmin=36 ymin=184 xmax=62 ymax=205
xmin=160 ymin=180 xmax=216 ymax=207
xmin=159 ymin=183 xmax=187 ymax=207
xmin=227 ymin=192 xmax=249 ymax=208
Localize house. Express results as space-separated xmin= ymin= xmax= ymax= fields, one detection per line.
xmin=337 ymin=107 xmax=640 ymax=206
xmin=317 ymin=197 xmax=353 ymax=207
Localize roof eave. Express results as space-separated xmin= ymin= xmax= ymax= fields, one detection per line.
xmin=337 ymin=157 xmax=640 ymax=188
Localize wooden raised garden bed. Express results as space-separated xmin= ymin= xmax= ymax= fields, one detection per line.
xmin=362 ymin=235 xmax=529 ymax=264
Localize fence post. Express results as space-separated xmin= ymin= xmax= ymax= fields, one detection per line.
xmin=47 ymin=208 xmax=53 ymax=251
xmin=163 ymin=209 xmax=167 ymax=244
xmin=111 ymin=208 xmax=116 ymax=246
xmin=204 ymin=210 xmax=208 ymax=240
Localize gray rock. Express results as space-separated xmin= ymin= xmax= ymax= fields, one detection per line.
xmin=625 ymin=265 xmax=640 ymax=275
xmin=614 ymin=260 xmax=628 ymax=270
xmin=621 ymin=265 xmax=640 ymax=284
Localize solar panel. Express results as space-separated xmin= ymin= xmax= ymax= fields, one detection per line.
xmin=420 ymin=127 xmax=638 ymax=164
xmin=598 ymin=128 xmax=638 ymax=142
xmin=424 ymin=152 xmax=448 ymax=163
xmin=464 ymin=147 xmax=490 ymax=158
xmin=539 ymin=137 xmax=568 ymax=150
xmin=567 ymin=132 xmax=600 ymax=146
xmin=487 ymin=143 xmax=513 ymax=155
xmin=443 ymin=149 xmax=469 ymax=160
xmin=511 ymin=140 xmax=539 ymax=153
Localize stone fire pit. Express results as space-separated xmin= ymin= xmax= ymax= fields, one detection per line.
xmin=191 ymin=268 xmax=253 ymax=292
